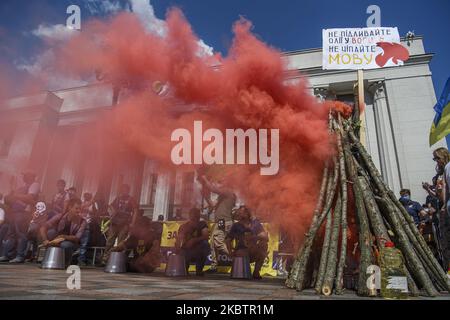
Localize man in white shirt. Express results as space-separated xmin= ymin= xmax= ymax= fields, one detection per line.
xmin=0 ymin=193 xmax=8 ymax=259
xmin=0 ymin=193 xmax=5 ymax=225
xmin=0 ymin=172 xmax=40 ymax=263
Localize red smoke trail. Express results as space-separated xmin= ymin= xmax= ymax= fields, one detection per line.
xmin=10 ymin=8 xmax=351 ymax=244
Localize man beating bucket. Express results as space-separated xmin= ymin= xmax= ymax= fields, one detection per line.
xmin=112 ymin=211 xmax=163 ymax=273
xmin=225 ymin=206 xmax=268 ymax=279
xmin=175 ymin=208 xmax=210 ymax=276
xmin=101 ymin=184 xmax=138 ymax=265
xmin=40 ymin=198 xmax=87 ymax=267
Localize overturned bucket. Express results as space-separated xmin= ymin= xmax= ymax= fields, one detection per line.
xmin=41 ymin=247 xmax=65 ymax=270
xmin=231 ymin=255 xmax=252 ymax=279
xmin=104 ymin=251 xmax=127 ymax=273
xmin=165 ymin=254 xmax=187 ymax=277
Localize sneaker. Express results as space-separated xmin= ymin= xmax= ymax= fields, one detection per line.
xmin=0 ymin=256 xmax=9 ymax=263
xmin=9 ymin=257 xmax=25 ymax=263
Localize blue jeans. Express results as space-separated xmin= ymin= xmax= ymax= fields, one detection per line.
xmin=47 ymin=229 xmax=78 ymax=266
xmin=0 ymin=223 xmax=10 ymax=256
xmin=78 ymin=225 xmax=90 ymax=263
xmin=180 ymin=240 xmax=210 ymax=273
xmin=60 ymin=241 xmax=77 ymax=267
xmin=446 ymin=200 xmax=450 ymax=220
xmin=3 ymin=212 xmax=29 ymax=260
xmin=26 ymin=222 xmax=41 ymax=259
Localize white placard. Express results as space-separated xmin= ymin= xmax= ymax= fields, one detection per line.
xmin=322 ymin=27 xmax=409 ymax=70
xmin=386 ymin=276 xmax=408 ymax=293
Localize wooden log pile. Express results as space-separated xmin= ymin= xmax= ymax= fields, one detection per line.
xmin=285 ymin=112 xmax=450 ymax=297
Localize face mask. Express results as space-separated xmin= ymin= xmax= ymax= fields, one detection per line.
xmin=35 ymin=201 xmax=46 ymax=214
xmin=400 ymin=195 xmax=410 ymax=203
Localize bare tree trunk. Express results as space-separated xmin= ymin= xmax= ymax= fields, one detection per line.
xmin=388 ymin=192 xmax=450 ymax=291
xmin=315 ymin=209 xmax=333 ymax=293
xmin=343 ymin=134 xmax=373 ymax=296
xmin=288 ymin=156 xmax=340 ymax=291
xmin=322 ymin=192 xmax=342 ymax=296
xmin=335 ymin=128 xmax=348 ymax=295
xmin=357 ymin=176 xmax=390 ymax=246
xmin=349 ymin=130 xmax=449 ymax=293
xmin=375 ymin=196 xmax=439 ymax=297
xmin=286 ymin=164 xmax=329 ymax=289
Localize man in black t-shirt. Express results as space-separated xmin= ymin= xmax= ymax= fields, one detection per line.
xmin=226 ymin=206 xmax=268 ymax=279
xmin=175 ymin=208 xmax=210 ymax=276
xmin=113 ymin=215 xmax=163 ymax=273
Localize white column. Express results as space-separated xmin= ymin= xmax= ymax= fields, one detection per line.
xmin=371 ymin=81 xmax=401 ymax=193
xmin=362 ymin=95 xmax=382 ymax=172
xmin=173 ymin=170 xmax=183 ymax=208
xmin=153 ymin=172 xmax=170 ymax=221
xmin=139 ymin=158 xmax=155 ymax=205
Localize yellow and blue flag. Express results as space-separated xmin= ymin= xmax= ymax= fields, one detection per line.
xmin=430 ymin=77 xmax=450 ymax=146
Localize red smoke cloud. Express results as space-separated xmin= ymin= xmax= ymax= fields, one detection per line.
xmin=11 ymin=8 xmax=350 ymax=244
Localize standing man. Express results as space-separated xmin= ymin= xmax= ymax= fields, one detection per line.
xmin=225 ymin=206 xmax=269 ymax=279
xmin=0 ymin=172 xmax=40 ymax=263
xmin=101 ymin=184 xmax=138 ymax=265
xmin=197 ymin=174 xmax=236 ymax=273
xmin=398 ymin=189 xmax=426 ymax=226
xmin=175 ymin=208 xmax=210 ymax=276
xmin=433 ymin=147 xmax=450 ymax=270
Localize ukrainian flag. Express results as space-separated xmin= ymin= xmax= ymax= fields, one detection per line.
xmin=430 ymin=77 xmax=450 ymax=146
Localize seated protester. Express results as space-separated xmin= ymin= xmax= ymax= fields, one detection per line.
xmin=2 ymin=172 xmax=40 ymax=263
xmin=101 ymin=184 xmax=138 ymax=265
xmin=49 ymin=179 xmax=70 ymax=220
xmin=40 ymin=198 xmax=86 ymax=267
xmin=398 ymin=189 xmax=425 ymax=226
xmin=0 ymin=193 xmax=10 ymax=259
xmin=173 ymin=208 xmax=184 ymax=221
xmin=113 ymin=211 xmax=163 ymax=273
xmin=67 ymin=187 xmax=79 ymax=201
xmin=87 ymin=191 xmax=107 ymax=248
xmin=225 ymin=206 xmax=269 ymax=279
xmin=78 ymin=192 xmax=95 ymax=266
xmin=26 ymin=201 xmax=48 ymax=261
xmin=175 ymin=208 xmax=210 ymax=276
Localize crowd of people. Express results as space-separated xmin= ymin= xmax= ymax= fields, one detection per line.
xmin=0 ymin=170 xmax=270 ymax=279
xmin=397 ymin=147 xmax=450 ymax=269
xmin=2 ymin=146 xmax=448 ymax=279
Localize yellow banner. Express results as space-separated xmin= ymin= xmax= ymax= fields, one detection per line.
xmin=159 ymin=221 xmax=279 ymax=277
